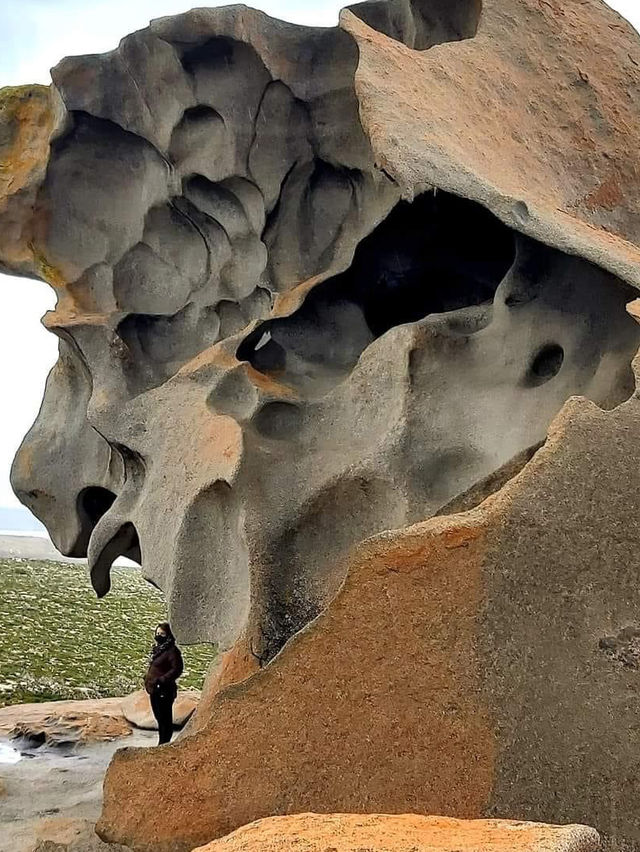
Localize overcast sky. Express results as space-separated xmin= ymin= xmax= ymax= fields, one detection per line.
xmin=0 ymin=0 xmax=638 ymax=511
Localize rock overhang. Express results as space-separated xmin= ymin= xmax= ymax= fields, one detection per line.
xmin=3 ymin=2 xmax=640 ymax=849
xmin=1 ymin=0 xmax=640 ymax=659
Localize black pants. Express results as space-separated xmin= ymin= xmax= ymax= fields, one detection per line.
xmin=150 ymin=682 xmax=177 ymax=745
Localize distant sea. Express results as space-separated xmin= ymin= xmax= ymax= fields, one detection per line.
xmin=0 ymin=505 xmax=134 ymax=567
xmin=0 ymin=530 xmax=48 ymax=538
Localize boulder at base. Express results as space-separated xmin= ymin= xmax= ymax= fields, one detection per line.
xmin=121 ymin=690 xmax=200 ymax=731
xmin=191 ymin=815 xmax=600 ymax=852
xmin=0 ymin=698 xmax=131 ymax=746
xmin=17 ymin=817 xmax=128 ymax=852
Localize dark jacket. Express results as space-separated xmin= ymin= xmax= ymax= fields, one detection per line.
xmin=144 ymin=643 xmax=184 ymax=695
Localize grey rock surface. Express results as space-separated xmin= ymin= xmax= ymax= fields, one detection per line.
xmin=0 ymin=730 xmax=153 ymax=852
xmin=2 ymin=0 xmax=640 ymax=665
xmin=2 ymin=0 xmax=640 ymax=849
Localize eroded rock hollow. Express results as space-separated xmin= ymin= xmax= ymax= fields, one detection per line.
xmin=2 ymin=0 xmax=640 ymax=848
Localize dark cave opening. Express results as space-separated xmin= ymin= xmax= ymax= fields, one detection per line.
xmin=69 ymin=486 xmax=117 ymax=558
xmin=77 ymin=487 xmax=117 ymax=527
xmin=347 ymin=0 xmax=483 ymax=51
xmin=237 ymin=191 xmax=516 ymax=393
xmin=525 ymin=344 xmax=565 ymax=387
xmin=349 ymin=191 xmax=515 ymax=336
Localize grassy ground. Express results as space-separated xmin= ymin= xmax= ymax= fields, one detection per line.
xmin=0 ymin=559 xmax=217 ymax=707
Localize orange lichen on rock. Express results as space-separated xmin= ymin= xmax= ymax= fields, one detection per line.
xmin=191 ymin=814 xmax=601 ymax=852
xmin=98 ymin=512 xmax=494 ymax=852
xmin=99 ymin=395 xmax=640 ymax=852
xmin=580 ymin=174 xmax=625 ymax=214
xmin=342 ymin=0 xmax=640 ymax=286
xmin=187 ymin=637 xmax=260 ymax=736
xmin=0 ymin=85 xmax=54 ymax=203
xmin=3 ymin=3 xmax=640 ymax=851
xmin=0 ymin=85 xmax=57 ymax=276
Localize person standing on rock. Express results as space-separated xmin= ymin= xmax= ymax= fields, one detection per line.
xmin=144 ymin=622 xmax=184 ymax=745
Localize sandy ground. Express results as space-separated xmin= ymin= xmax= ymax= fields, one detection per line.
xmin=0 ymin=730 xmax=155 ymax=851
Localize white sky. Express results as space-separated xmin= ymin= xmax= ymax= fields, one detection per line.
xmin=0 ymin=0 xmax=638 ymax=510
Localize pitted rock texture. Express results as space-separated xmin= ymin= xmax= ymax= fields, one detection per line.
xmin=2 ymin=0 xmax=640 ymax=665
xmin=343 ymin=0 xmax=640 ymax=285
xmin=2 ymin=0 xmax=640 ymax=848
xmin=98 ymin=394 xmax=640 ymax=852
xmin=191 ymin=814 xmax=601 ymax=852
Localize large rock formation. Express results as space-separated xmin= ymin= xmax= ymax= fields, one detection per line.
xmin=95 ymin=393 xmax=640 ymax=852
xmin=2 ymin=0 xmax=640 ymax=849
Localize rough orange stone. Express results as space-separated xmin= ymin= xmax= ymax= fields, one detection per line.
xmin=98 ymin=397 xmax=640 ymax=852
xmin=191 ymin=815 xmax=601 ymax=852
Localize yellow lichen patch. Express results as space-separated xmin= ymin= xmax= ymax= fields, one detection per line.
xmin=0 ymin=85 xmax=57 ymax=278
xmin=0 ymin=85 xmax=54 ymax=204
xmin=29 ymin=244 xmax=66 ymax=289
xmin=29 ymin=243 xmax=87 ymax=321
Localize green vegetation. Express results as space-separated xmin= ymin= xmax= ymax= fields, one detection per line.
xmin=0 ymin=559 xmax=217 ymax=707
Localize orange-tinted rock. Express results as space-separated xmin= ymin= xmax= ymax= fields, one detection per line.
xmin=191 ymin=815 xmax=601 ymax=852
xmin=98 ymin=512 xmax=492 ymax=851
xmin=0 ymin=85 xmax=59 ymax=278
xmin=98 ymin=395 xmax=640 ymax=852
xmin=4 ymin=0 xmax=640 ymax=671
xmin=627 ymin=299 xmax=640 ymax=324
xmin=2 ymin=1 xmax=640 ymax=851
xmin=121 ymin=690 xmax=200 ymax=731
xmin=343 ymin=0 xmax=640 ymax=287
xmin=10 ymin=817 xmax=128 ymax=852
xmin=0 ymin=697 xmax=131 ymax=745
xmin=187 ymin=639 xmax=260 ymax=737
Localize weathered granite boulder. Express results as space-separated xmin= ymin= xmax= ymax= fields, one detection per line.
xmin=93 ymin=388 xmax=640 ymax=852
xmin=190 ymin=815 xmax=601 ymax=852
xmin=3 ymin=0 xmax=640 ymax=662
xmin=2 ymin=0 xmax=640 ymax=849
xmin=0 ymin=692 xmax=199 ymax=744
xmin=10 ymin=817 xmax=128 ymax=852
xmin=0 ymin=697 xmax=132 ymax=746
